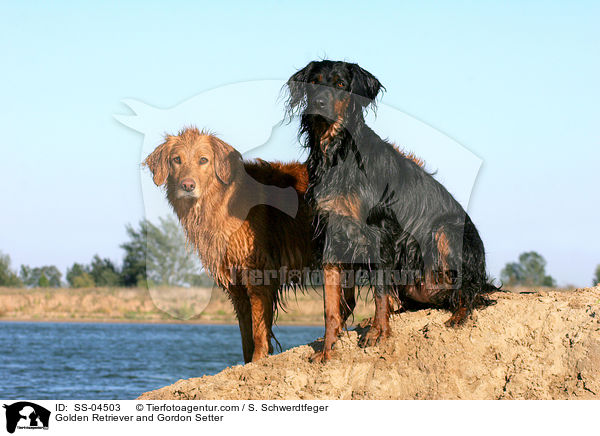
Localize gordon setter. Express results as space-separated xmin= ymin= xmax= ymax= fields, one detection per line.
xmin=286 ymin=60 xmax=497 ymax=362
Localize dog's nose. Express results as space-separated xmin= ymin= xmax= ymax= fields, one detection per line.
xmin=315 ymin=97 xmax=326 ymax=109
xmin=181 ymin=178 xmax=196 ymax=192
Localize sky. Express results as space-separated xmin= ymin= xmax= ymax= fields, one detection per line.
xmin=1 ymin=1 xmax=599 ymax=286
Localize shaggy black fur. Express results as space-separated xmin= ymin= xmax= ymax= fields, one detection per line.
xmin=285 ymin=60 xmax=497 ymax=347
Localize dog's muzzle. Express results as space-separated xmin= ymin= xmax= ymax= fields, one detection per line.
xmin=308 ymin=90 xmax=335 ymax=118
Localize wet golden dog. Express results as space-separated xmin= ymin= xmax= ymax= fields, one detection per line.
xmin=144 ymin=127 xmax=314 ymax=362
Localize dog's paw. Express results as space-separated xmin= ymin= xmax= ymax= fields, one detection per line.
xmin=309 ymin=349 xmax=332 ymax=364
xmin=358 ymin=325 xmax=390 ymax=348
xmin=444 ymin=307 xmax=468 ymax=327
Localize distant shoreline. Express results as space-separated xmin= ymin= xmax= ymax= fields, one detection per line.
xmin=0 ymin=286 xmax=567 ymax=328
xmin=0 ymin=286 xmax=356 ymax=327
xmin=0 ymin=317 xmax=324 ymax=327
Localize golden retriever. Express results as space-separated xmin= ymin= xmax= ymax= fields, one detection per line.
xmin=144 ymin=127 xmax=318 ymax=362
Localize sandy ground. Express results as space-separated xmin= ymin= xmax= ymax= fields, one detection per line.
xmin=139 ymin=287 xmax=600 ymax=400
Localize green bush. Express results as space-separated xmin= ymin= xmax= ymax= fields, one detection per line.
xmin=20 ymin=265 xmax=62 ymax=288
xmin=71 ymin=273 xmax=95 ymax=288
xmin=0 ymin=252 xmax=23 ymax=287
xmin=500 ymin=251 xmax=556 ymax=287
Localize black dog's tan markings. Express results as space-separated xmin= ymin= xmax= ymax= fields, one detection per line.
xmin=286 ymin=60 xmax=498 ymax=362
xmin=318 ymin=193 xmax=363 ymax=221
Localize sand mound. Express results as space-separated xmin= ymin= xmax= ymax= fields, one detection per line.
xmin=138 ymin=287 xmax=600 ymax=400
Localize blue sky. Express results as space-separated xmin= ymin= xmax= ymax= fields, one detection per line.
xmin=1 ymin=1 xmax=598 ymax=286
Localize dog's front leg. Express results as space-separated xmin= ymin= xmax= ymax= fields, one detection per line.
xmin=311 ymin=264 xmax=343 ymax=363
xmin=230 ymin=286 xmax=254 ymax=363
xmin=247 ymin=286 xmax=274 ymax=362
xmin=340 ymin=285 xmax=356 ymax=324
xmin=359 ymin=290 xmax=391 ymax=347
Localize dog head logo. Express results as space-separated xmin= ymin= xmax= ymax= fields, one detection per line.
xmin=3 ymin=402 xmax=50 ymax=434
xmin=115 ymin=79 xmax=481 ymax=313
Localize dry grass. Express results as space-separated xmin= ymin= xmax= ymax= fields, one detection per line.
xmin=1 ymin=285 xmax=578 ymax=325
xmin=0 ymin=286 xmax=374 ymax=325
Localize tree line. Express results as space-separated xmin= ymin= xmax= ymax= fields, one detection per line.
xmin=0 ymin=216 xmax=214 ymax=289
xmin=1 ymin=222 xmax=599 ymax=288
xmin=500 ymin=251 xmax=600 ymax=288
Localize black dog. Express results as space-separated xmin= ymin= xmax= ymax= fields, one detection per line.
xmin=286 ymin=60 xmax=497 ymax=362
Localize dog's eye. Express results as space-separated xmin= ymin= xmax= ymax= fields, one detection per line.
xmin=199 ymin=157 xmax=208 ymax=165
xmin=172 ymin=157 xmax=181 ymax=164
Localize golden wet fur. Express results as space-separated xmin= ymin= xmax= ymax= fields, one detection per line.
xmin=144 ymin=127 xmax=313 ymax=362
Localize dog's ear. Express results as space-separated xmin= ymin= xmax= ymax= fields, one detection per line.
xmin=144 ymin=136 xmax=176 ymax=186
xmin=349 ymin=63 xmax=384 ymax=107
xmin=210 ymin=136 xmax=243 ymax=185
xmin=286 ymin=61 xmax=315 ymax=110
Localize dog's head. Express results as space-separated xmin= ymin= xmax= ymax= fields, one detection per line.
xmin=144 ymin=127 xmax=243 ymax=201
xmin=286 ymin=60 xmax=384 ymax=124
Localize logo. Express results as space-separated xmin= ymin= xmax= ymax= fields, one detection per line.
xmin=115 ymin=80 xmax=482 ymax=318
xmin=3 ymin=402 xmax=50 ymax=434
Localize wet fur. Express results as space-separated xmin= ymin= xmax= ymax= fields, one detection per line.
xmin=144 ymin=128 xmax=314 ymax=363
xmin=286 ymin=60 xmax=497 ymax=360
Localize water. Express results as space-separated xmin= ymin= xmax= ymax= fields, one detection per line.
xmin=0 ymin=322 xmax=323 ymax=400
